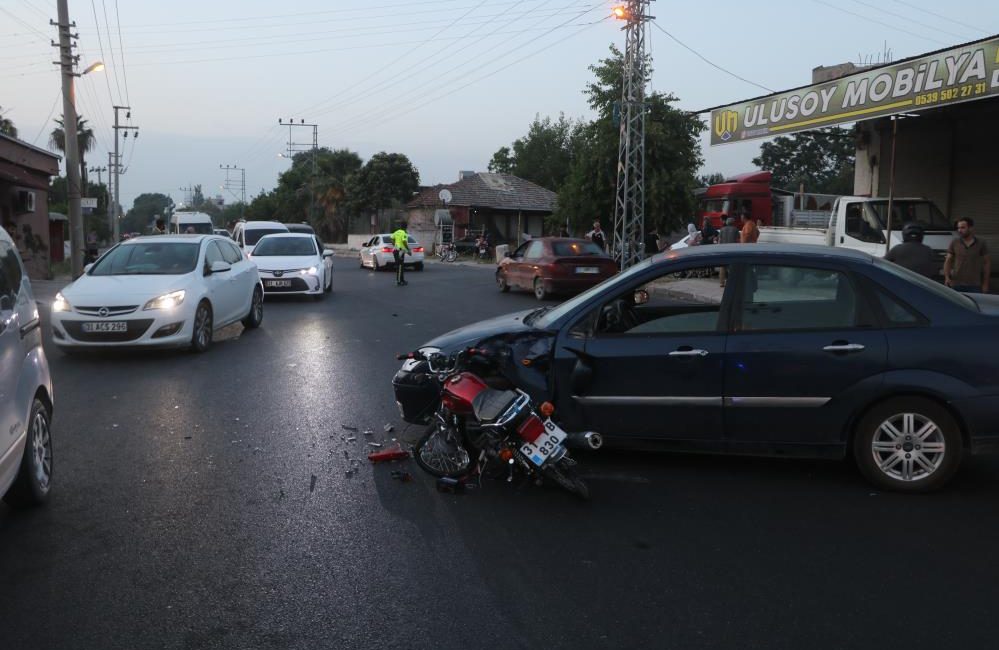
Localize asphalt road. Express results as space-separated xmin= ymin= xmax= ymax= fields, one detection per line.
xmin=4 ymin=257 xmax=999 ymax=649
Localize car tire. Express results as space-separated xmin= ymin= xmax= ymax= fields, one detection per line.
xmin=3 ymin=398 xmax=53 ymax=508
xmin=853 ymin=397 xmax=962 ymax=493
xmin=533 ymin=277 xmax=548 ymax=301
xmin=373 ymin=257 xmax=381 ymax=272
xmin=497 ymin=271 xmax=510 ymax=293
xmin=324 ymin=271 xmax=333 ymax=292
xmin=242 ymin=287 xmax=264 ymax=329
xmin=190 ymin=301 xmax=213 ymax=353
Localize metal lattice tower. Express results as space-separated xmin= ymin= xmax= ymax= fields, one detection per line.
xmin=613 ymin=0 xmax=653 ymax=270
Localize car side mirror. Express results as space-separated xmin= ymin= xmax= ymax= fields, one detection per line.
xmin=322 ymin=250 xmax=334 ymax=258
xmin=209 ymin=261 xmax=232 ymax=274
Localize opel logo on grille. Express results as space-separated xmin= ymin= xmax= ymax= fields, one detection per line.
xmin=273 ymin=270 xmax=284 ymax=277
xmin=98 ymin=307 xmax=110 ymax=318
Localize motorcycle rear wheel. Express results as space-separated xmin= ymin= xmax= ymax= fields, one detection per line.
xmin=544 ymin=459 xmax=590 ymax=500
xmin=414 ymin=423 xmax=474 ymax=478
xmin=445 ymin=249 xmax=458 ymax=263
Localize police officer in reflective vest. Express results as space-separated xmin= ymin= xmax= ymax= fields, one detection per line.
xmin=393 ymin=222 xmax=411 ymax=286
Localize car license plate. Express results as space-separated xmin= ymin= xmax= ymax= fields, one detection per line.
xmin=266 ymin=280 xmax=292 ymax=288
xmin=576 ymin=266 xmax=599 ymax=274
xmin=81 ymin=321 xmax=127 ymax=333
xmin=520 ymin=419 xmax=568 ymax=467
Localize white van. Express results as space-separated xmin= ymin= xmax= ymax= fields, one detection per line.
xmin=232 ymin=220 xmax=290 ymax=255
xmin=170 ymin=211 xmax=214 ymax=235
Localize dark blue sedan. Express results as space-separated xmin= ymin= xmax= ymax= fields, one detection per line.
xmin=402 ymin=244 xmax=999 ymax=492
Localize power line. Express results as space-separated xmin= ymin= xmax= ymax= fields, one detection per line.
xmin=845 ymin=0 xmax=975 ymax=40
xmin=113 ymin=0 xmax=130 ymax=106
xmin=99 ymin=0 xmax=124 ymax=103
xmin=810 ymin=0 xmax=949 ymax=46
xmin=0 ymin=7 xmax=50 ymax=42
xmin=650 ymin=22 xmax=774 ymax=93
xmin=889 ymin=0 xmax=986 ymax=34
xmin=31 ymin=90 xmax=62 ymax=146
xmin=89 ymin=0 xmax=117 ymax=106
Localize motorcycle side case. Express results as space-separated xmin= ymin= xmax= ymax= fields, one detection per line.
xmin=392 ymin=366 xmax=439 ymax=424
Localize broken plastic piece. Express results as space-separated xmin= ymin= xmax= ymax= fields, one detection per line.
xmin=345 ymin=436 xmax=356 ymax=442
xmin=391 ymin=470 xmax=413 ymax=483
xmin=341 ymin=425 xmax=359 ymax=432
xmin=436 ymin=477 xmax=465 ymax=494
xmin=384 ymin=424 xmax=395 ymax=433
xmin=368 ymin=443 xmax=411 ymax=463
xmin=367 ymin=442 xmax=383 ymax=448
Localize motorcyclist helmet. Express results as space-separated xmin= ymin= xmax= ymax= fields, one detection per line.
xmin=902 ymin=222 xmax=924 ymax=243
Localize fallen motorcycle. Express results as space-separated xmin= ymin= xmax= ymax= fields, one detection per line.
xmin=392 ymin=347 xmax=599 ymax=499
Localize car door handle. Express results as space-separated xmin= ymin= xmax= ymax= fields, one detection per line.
xmin=669 ymin=348 xmax=709 ymax=357
xmin=822 ymin=343 xmax=865 ymax=353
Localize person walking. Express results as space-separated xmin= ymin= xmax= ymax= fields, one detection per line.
xmin=718 ymin=217 xmax=740 ymax=287
xmin=701 ymin=217 xmax=718 ymax=245
xmin=392 ymin=222 xmax=412 ymax=286
xmin=885 ymin=223 xmax=936 ymax=278
xmin=944 ymin=217 xmax=991 ymax=293
xmin=586 ymin=220 xmax=606 ymax=252
xmin=740 ymin=212 xmax=760 ymax=244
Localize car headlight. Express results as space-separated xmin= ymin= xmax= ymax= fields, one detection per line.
xmin=52 ymin=292 xmax=72 ymax=313
xmin=143 ymin=290 xmax=186 ymax=311
xmin=300 ymin=266 xmax=318 ymax=276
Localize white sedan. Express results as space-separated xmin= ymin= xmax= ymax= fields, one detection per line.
xmin=51 ymin=235 xmax=263 ymax=353
xmin=250 ymin=233 xmax=333 ymax=298
xmin=359 ymin=234 xmax=425 ymax=271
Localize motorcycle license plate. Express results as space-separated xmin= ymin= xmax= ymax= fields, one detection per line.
xmin=82 ymin=321 xmax=127 ymax=333
xmin=520 ymin=419 xmax=568 ymax=467
xmin=576 ymin=266 xmax=599 ymax=274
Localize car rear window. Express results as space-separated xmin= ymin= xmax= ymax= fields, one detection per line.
xmin=553 ymin=241 xmax=606 ymax=257
xmin=177 ymin=222 xmax=213 ymax=234
xmin=246 ymin=228 xmax=288 ymax=245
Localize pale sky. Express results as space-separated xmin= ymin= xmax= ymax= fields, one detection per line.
xmin=3 ymin=0 xmax=998 ymax=209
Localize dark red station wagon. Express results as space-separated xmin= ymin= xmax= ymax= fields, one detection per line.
xmin=496 ymin=238 xmax=618 ymax=300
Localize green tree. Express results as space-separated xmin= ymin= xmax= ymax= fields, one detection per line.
xmin=555 ymin=45 xmax=704 ymax=235
xmin=488 ymin=114 xmax=583 ymax=191
xmin=49 ymin=115 xmax=96 ymax=188
xmin=345 ymin=151 xmax=420 ymax=229
xmin=122 ymin=193 xmax=173 ymax=235
xmin=0 ymin=106 xmax=16 ymax=138
xmin=752 ymin=127 xmax=855 ymax=195
xmin=697 ymin=172 xmax=726 ymax=187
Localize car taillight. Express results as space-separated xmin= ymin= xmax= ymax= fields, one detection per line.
xmin=381 ymin=247 xmax=394 ymax=253
xmin=413 ymin=247 xmax=424 ymax=253
xmin=517 ymin=414 xmax=545 ymax=444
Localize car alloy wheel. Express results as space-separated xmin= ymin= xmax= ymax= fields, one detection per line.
xmin=30 ymin=405 xmax=52 ymax=492
xmin=871 ymin=412 xmax=946 ymax=483
xmin=533 ymin=277 xmax=547 ymax=300
xmin=497 ymin=272 xmax=510 ymax=293
xmin=191 ymin=302 xmax=213 ymax=352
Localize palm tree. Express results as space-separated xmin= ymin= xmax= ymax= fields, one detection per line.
xmin=50 ymin=115 xmax=96 ymax=188
xmin=0 ymin=106 xmax=16 ymax=138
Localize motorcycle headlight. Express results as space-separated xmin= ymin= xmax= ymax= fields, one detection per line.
xmin=143 ymin=290 xmax=186 ymax=311
xmin=52 ymin=292 xmax=72 ymax=313
xmin=300 ymin=266 xmax=319 ymax=276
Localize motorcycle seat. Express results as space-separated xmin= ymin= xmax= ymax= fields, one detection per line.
xmin=472 ymin=389 xmax=518 ymax=423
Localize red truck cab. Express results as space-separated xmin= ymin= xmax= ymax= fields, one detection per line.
xmin=697 ymin=171 xmax=774 ymax=229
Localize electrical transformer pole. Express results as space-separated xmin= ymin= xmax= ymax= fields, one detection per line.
xmin=612 ymin=0 xmax=654 ymax=270
xmin=52 ymin=0 xmax=83 ymax=277
xmin=278 ymin=118 xmax=319 ymax=224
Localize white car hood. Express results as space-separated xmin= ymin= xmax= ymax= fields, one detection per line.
xmin=251 ymin=255 xmax=318 ymax=271
xmin=62 ymin=274 xmax=192 ymax=303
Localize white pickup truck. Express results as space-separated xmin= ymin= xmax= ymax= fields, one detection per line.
xmin=758 ymin=197 xmax=956 ymax=274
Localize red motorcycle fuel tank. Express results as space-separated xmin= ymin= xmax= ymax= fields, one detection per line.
xmin=441 ymin=372 xmax=489 ymax=415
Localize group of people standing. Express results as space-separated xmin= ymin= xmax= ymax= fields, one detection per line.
xmin=887 ymin=217 xmax=990 ymax=293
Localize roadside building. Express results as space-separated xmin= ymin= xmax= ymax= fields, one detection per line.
xmin=405 ymin=171 xmax=557 ymax=250
xmin=702 ymin=34 xmax=999 ymax=269
xmin=0 ymin=133 xmax=61 ymax=278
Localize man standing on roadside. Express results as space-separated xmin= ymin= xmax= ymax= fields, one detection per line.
xmin=718 ymin=217 xmax=740 ymax=287
xmin=586 ymin=220 xmax=606 ymax=252
xmin=740 ymin=212 xmax=760 ymax=244
xmin=393 ymin=222 xmax=411 ymax=286
xmin=944 ymin=217 xmax=991 ymax=293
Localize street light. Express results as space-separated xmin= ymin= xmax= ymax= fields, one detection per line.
xmin=612 ymin=5 xmax=628 ymax=19
xmin=79 ymin=61 xmax=105 ymax=76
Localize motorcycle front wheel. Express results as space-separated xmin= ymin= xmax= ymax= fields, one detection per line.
xmin=414 ymin=423 xmax=474 ymax=478
xmin=445 ymin=249 xmax=458 ymax=263
xmin=544 ymin=458 xmax=590 ymax=500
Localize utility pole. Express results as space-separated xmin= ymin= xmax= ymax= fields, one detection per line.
xmin=89 ymin=164 xmax=107 ymax=232
xmin=107 ymin=152 xmax=115 ymax=235
xmin=278 ymin=118 xmax=318 ymax=224
xmin=178 ymin=185 xmax=195 ymax=207
xmin=112 ymin=105 xmax=138 ymax=240
xmin=612 ymin=1 xmax=653 ymax=270
xmin=219 ymin=164 xmax=246 ymax=221
xmin=51 ymin=0 xmax=83 ymax=277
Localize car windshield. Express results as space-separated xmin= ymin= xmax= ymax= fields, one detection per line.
xmin=552 ymin=241 xmax=606 ymax=257
xmin=872 ymin=257 xmax=977 ymax=310
xmin=246 ymin=228 xmax=288 ymax=245
xmin=534 ymin=255 xmax=651 ymax=328
xmin=176 ymin=222 xmax=213 ymax=234
xmin=89 ymin=242 xmax=200 ymax=276
xmin=865 ymin=200 xmax=952 ymax=232
xmin=252 ymin=237 xmax=317 ymax=256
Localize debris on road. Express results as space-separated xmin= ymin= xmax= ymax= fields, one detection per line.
xmin=341 ymin=425 xmax=359 ymax=432
xmin=310 ymin=474 xmax=317 ymax=493
xmin=367 ymin=442 xmax=383 ymax=448
xmin=345 ymin=436 xmax=356 ymax=442
xmin=436 ymin=477 xmax=465 ymax=494
xmin=363 ymin=429 xmax=374 ymax=436
xmin=368 ymin=443 xmax=410 ymax=463
xmin=383 ymin=424 xmax=394 ymax=433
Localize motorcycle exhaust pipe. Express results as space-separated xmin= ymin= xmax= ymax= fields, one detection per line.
xmin=566 ymin=431 xmax=603 ymax=451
